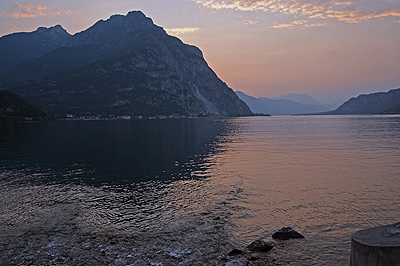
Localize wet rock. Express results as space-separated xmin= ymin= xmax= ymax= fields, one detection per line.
xmin=225 ymin=260 xmax=248 ymax=266
xmin=228 ymin=248 xmax=245 ymax=256
xmin=246 ymin=239 xmax=273 ymax=252
xmin=272 ymin=227 xmax=304 ymax=240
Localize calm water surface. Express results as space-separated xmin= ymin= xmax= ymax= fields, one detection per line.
xmin=1 ymin=116 xmax=400 ymax=265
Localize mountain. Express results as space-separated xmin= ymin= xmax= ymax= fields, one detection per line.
xmin=272 ymin=93 xmax=321 ymax=106
xmin=0 ymin=90 xmax=52 ymax=122
xmin=236 ymin=91 xmax=330 ymax=115
xmin=0 ymin=11 xmax=251 ymax=117
xmin=325 ymin=88 xmax=400 ymax=115
xmin=0 ymin=25 xmax=72 ymax=74
xmin=382 ymin=102 xmax=400 ymax=114
xmin=319 ymin=100 xmax=344 ymax=111
xmin=235 ymin=91 xmax=269 ymax=114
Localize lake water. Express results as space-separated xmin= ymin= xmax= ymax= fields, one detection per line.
xmin=1 ymin=116 xmax=400 ymax=265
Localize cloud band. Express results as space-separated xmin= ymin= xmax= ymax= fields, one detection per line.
xmin=193 ymin=0 xmax=400 ymax=27
xmin=166 ymin=27 xmax=200 ymax=35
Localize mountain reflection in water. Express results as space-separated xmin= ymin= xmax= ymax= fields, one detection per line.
xmin=0 ymin=119 xmax=231 ymax=184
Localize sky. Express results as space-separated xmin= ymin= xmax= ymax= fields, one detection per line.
xmin=0 ymin=0 xmax=400 ymax=105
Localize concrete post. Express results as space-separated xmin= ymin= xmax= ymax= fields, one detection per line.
xmin=351 ymin=222 xmax=400 ymax=266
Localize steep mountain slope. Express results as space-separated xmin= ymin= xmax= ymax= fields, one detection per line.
xmin=0 ymin=45 xmax=102 ymax=83
xmin=1 ymin=11 xmax=251 ymax=117
xmin=0 ymin=90 xmax=51 ymax=121
xmin=382 ymin=102 xmax=400 ymax=114
xmin=326 ymin=88 xmax=400 ymax=114
xmin=0 ymin=13 xmax=156 ymax=83
xmin=235 ymin=91 xmax=268 ymax=114
xmin=236 ymin=91 xmax=329 ymax=115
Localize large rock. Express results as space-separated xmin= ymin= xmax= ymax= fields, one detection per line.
xmin=246 ymin=239 xmax=273 ymax=252
xmin=272 ymin=227 xmax=304 ymax=240
xmin=227 ymin=249 xmax=245 ymax=256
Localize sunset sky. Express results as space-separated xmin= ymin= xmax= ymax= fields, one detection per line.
xmin=1 ymin=0 xmax=400 ymax=105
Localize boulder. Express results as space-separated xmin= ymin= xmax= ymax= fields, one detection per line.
xmin=272 ymin=227 xmax=304 ymax=240
xmin=246 ymin=239 xmax=273 ymax=252
xmin=228 ymin=249 xmax=245 ymax=256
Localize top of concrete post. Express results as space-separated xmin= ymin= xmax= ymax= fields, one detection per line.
xmin=352 ymin=222 xmax=400 ymax=247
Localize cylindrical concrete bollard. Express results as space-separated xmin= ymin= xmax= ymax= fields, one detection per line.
xmin=351 ymin=222 xmax=400 ymax=266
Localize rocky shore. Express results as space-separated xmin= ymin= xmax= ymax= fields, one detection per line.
xmin=1 ymin=220 xmax=307 ymax=266
xmin=0 ymin=171 xmax=309 ymax=266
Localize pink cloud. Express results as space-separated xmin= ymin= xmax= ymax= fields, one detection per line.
xmin=193 ymin=0 xmax=400 ymax=26
xmin=7 ymin=2 xmax=53 ymax=18
xmin=271 ymin=19 xmax=326 ymax=29
xmin=0 ymin=23 xmax=22 ymax=32
xmin=165 ymin=26 xmax=201 ymax=35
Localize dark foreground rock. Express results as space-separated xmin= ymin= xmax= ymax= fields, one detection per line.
xmin=272 ymin=227 xmax=305 ymax=240
xmin=228 ymin=249 xmax=246 ymax=256
xmin=246 ymin=239 xmax=274 ymax=252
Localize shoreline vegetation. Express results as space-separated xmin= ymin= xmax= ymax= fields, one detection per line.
xmin=0 ymin=90 xmax=54 ymax=122
xmin=0 ymin=89 xmax=271 ymax=122
xmin=56 ymin=113 xmax=270 ymax=121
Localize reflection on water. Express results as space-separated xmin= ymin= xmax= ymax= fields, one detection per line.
xmin=1 ymin=116 xmax=400 ymax=265
xmin=0 ymin=119 xmax=228 ymax=184
xmin=206 ymin=115 xmax=400 ymax=263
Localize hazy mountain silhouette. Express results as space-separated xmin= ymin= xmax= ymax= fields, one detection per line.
xmin=236 ymin=91 xmax=329 ymax=115
xmin=0 ymin=11 xmax=251 ymax=117
xmin=272 ymin=93 xmax=321 ymax=106
xmin=322 ymin=88 xmax=400 ymax=114
xmin=382 ymin=102 xmax=400 ymax=114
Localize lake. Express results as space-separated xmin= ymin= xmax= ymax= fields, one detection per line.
xmin=1 ymin=115 xmax=399 ymax=265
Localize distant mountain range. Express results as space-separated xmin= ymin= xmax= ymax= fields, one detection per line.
xmin=0 ymin=90 xmax=52 ymax=122
xmin=236 ymin=91 xmax=330 ymax=115
xmin=0 ymin=11 xmax=251 ymax=117
xmin=272 ymin=93 xmax=321 ymax=106
xmin=323 ymin=88 xmax=400 ymax=115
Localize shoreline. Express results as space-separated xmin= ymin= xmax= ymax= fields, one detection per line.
xmin=0 ymin=173 xmax=317 ymax=266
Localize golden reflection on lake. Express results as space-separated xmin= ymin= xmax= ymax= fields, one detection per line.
xmin=204 ymin=116 xmax=400 ymax=262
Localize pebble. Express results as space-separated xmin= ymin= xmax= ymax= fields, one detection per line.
xmin=225 ymin=260 xmax=248 ymax=266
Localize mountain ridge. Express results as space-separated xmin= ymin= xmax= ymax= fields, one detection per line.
xmin=272 ymin=93 xmax=321 ymax=106
xmin=236 ymin=91 xmax=329 ymax=115
xmin=0 ymin=25 xmax=72 ymax=74
xmin=0 ymin=11 xmax=252 ymax=117
xmin=0 ymin=90 xmax=52 ymax=122
xmin=322 ymin=88 xmax=400 ymax=115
